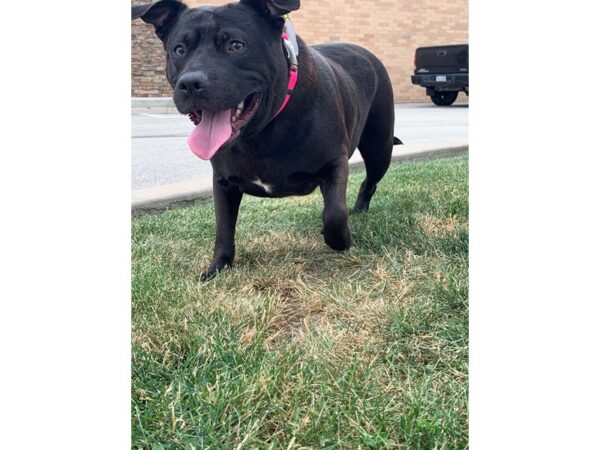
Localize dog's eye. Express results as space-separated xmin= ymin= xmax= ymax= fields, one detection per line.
xmin=173 ymin=45 xmax=186 ymax=57
xmin=229 ymin=40 xmax=245 ymax=53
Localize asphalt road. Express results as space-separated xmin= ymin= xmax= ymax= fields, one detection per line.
xmin=132 ymin=102 xmax=468 ymax=190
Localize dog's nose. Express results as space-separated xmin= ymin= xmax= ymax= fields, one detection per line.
xmin=176 ymin=72 xmax=208 ymax=94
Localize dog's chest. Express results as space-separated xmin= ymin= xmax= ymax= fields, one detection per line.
xmin=250 ymin=177 xmax=274 ymax=194
xmin=224 ymin=171 xmax=319 ymax=198
xmin=214 ymin=143 xmax=325 ymax=197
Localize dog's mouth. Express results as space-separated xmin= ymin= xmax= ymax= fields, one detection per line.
xmin=186 ymin=91 xmax=262 ymax=160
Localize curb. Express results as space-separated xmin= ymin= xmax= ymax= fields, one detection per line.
xmin=132 ymin=178 xmax=214 ymax=216
xmin=132 ymin=142 xmax=468 ymax=216
xmin=131 ymin=97 xmax=178 ymax=114
xmin=387 ymin=141 xmax=468 ymax=164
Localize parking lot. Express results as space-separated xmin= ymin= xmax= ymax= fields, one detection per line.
xmin=132 ymin=102 xmax=468 ymax=191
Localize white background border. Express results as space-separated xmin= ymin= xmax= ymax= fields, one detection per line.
xmin=0 ymin=0 xmax=599 ymax=448
xmin=470 ymin=0 xmax=600 ymax=448
xmin=1 ymin=0 xmax=131 ymax=447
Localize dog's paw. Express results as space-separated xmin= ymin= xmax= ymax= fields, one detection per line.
xmin=199 ymin=268 xmax=217 ymax=283
xmin=198 ymin=258 xmax=233 ymax=282
xmin=351 ymin=204 xmax=369 ymax=214
xmin=322 ymin=210 xmax=352 ymax=251
xmin=323 ymin=225 xmax=352 ymax=251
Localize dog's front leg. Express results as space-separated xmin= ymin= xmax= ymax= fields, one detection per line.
xmin=200 ymin=176 xmax=243 ymax=282
xmin=319 ymin=160 xmax=353 ymax=251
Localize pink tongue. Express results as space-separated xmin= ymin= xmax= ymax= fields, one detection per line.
xmin=187 ymin=109 xmax=233 ymax=160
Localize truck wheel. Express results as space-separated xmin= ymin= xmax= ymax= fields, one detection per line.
xmin=431 ymin=91 xmax=458 ymax=106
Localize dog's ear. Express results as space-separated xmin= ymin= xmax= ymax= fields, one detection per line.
xmin=240 ymin=0 xmax=300 ymax=16
xmin=132 ymin=0 xmax=187 ymax=43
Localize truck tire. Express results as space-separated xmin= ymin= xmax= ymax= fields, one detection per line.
xmin=431 ymin=91 xmax=458 ymax=106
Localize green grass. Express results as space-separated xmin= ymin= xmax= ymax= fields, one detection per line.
xmin=132 ymin=154 xmax=468 ymax=449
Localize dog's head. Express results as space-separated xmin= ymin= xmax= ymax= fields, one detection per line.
xmin=132 ymin=0 xmax=300 ymax=159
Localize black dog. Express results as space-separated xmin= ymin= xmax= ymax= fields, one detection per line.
xmin=132 ymin=0 xmax=402 ymax=281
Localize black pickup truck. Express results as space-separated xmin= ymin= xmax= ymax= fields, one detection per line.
xmin=411 ymin=44 xmax=468 ymax=106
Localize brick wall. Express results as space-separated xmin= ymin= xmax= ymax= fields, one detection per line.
xmin=131 ymin=0 xmax=468 ymax=102
xmin=132 ymin=0 xmax=173 ymax=96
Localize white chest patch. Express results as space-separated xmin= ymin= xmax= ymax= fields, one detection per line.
xmin=252 ymin=178 xmax=273 ymax=193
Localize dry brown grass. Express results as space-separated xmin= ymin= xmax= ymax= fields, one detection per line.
xmin=416 ymin=213 xmax=463 ymax=236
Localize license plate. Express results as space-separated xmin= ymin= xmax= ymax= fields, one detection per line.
xmin=435 ymin=75 xmax=447 ymax=82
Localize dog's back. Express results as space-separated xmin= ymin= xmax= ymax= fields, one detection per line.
xmin=310 ymin=42 xmax=395 ymax=152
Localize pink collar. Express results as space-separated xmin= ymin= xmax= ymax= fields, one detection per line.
xmin=275 ymin=32 xmax=298 ymax=117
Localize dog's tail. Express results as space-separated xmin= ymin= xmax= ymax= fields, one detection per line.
xmin=393 ymin=137 xmax=403 ymax=145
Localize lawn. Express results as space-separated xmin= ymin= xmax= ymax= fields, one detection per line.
xmin=132 ymin=154 xmax=469 ymax=449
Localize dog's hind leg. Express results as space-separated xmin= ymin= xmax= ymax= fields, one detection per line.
xmin=353 ymin=84 xmax=395 ymax=213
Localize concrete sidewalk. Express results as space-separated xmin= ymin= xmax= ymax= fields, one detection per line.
xmin=132 ymin=141 xmax=468 ymax=216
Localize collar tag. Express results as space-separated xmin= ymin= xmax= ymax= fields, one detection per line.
xmin=283 ymin=15 xmax=299 ymax=57
xmin=282 ymin=33 xmax=298 ymax=69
